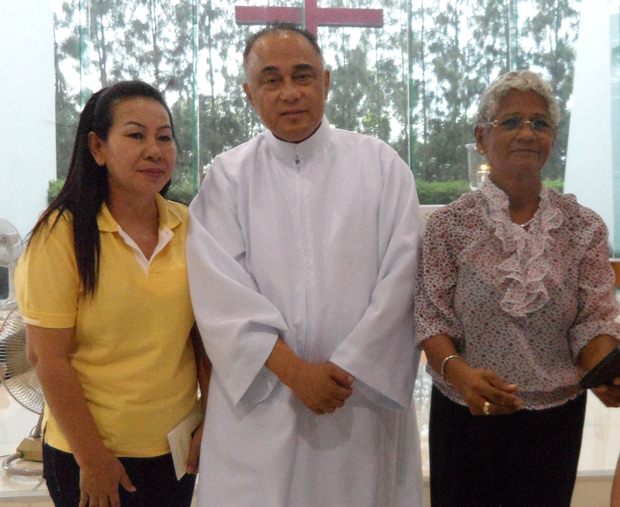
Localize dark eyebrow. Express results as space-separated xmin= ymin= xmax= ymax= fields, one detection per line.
xmin=122 ymin=121 xmax=172 ymax=131
xmin=259 ymin=63 xmax=315 ymax=74
xmin=292 ymin=64 xmax=314 ymax=72
xmin=496 ymin=111 xmax=549 ymax=119
xmin=259 ymin=65 xmax=280 ymax=75
xmin=122 ymin=121 xmax=147 ymax=128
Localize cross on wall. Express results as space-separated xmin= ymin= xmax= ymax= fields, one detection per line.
xmin=235 ymin=0 xmax=384 ymax=36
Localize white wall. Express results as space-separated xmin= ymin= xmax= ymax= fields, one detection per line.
xmin=0 ymin=2 xmax=56 ymax=239
xmin=564 ymin=0 xmax=614 ymax=245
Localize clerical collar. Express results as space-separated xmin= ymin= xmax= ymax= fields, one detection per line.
xmin=263 ymin=117 xmax=331 ymax=164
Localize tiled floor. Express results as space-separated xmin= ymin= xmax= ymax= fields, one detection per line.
xmin=580 ymin=391 xmax=620 ymax=472
xmin=1 ymin=370 xmax=619 ymax=505
xmin=0 ymin=385 xmax=46 ymax=502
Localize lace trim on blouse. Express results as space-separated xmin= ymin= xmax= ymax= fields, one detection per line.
xmin=480 ymin=179 xmax=564 ymax=318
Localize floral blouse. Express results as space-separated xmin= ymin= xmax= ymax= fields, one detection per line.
xmin=415 ymin=179 xmax=620 ymax=409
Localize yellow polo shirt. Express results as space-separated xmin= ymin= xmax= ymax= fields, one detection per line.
xmin=15 ymin=196 xmax=197 ymax=457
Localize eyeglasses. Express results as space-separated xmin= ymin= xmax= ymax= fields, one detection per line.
xmin=489 ymin=116 xmax=554 ymax=134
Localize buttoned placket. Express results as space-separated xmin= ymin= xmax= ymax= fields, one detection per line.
xmin=294 ymin=150 xmax=315 ymax=358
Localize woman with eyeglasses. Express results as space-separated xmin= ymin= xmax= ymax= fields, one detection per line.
xmin=415 ymin=70 xmax=620 ymax=506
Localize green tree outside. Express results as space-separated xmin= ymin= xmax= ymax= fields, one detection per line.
xmin=51 ymin=0 xmax=581 ymax=204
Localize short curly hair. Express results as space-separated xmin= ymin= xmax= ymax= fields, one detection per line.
xmin=475 ymin=70 xmax=559 ymax=129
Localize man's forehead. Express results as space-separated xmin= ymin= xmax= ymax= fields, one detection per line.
xmin=247 ymin=32 xmax=320 ymax=63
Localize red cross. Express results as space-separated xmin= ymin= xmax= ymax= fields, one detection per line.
xmin=235 ymin=0 xmax=383 ymax=36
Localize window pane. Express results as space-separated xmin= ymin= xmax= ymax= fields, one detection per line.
xmin=52 ymin=0 xmax=581 ymax=206
xmin=409 ymin=0 xmax=580 ymax=201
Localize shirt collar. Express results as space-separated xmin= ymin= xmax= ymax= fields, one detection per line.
xmin=96 ymin=194 xmax=182 ymax=232
xmin=263 ymin=117 xmax=332 ymax=163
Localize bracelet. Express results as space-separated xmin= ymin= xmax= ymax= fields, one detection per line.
xmin=440 ymin=354 xmax=464 ymax=387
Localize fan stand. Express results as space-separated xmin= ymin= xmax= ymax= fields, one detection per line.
xmin=0 ymin=303 xmax=45 ymax=477
xmin=2 ymin=412 xmax=43 ymax=476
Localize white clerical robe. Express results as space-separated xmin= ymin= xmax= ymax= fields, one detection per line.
xmin=187 ymin=120 xmax=424 ymax=507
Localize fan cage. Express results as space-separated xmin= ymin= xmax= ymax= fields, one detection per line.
xmin=0 ymin=310 xmax=44 ymax=414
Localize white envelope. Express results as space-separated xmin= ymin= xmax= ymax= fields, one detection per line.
xmin=167 ymin=403 xmax=204 ymax=480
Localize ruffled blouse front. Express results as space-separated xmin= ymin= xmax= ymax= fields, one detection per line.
xmin=415 ymin=181 xmax=620 ymax=409
xmin=481 ymin=180 xmax=563 ymax=318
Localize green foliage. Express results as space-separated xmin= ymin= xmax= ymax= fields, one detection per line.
xmin=167 ymin=178 xmax=198 ymax=205
xmin=47 ymin=178 xmax=198 ymax=206
xmin=47 ymin=173 xmax=564 ymax=207
xmin=48 ymin=179 xmax=66 ymax=204
xmin=543 ymin=178 xmax=564 ymax=193
xmin=410 ymin=0 xmax=580 ymax=181
xmin=416 ymin=179 xmax=470 ymax=205
xmin=52 ymin=0 xmax=581 ymax=189
xmin=416 ymin=178 xmax=565 ymax=205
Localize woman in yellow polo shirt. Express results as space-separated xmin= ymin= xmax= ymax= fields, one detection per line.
xmin=16 ymin=81 xmax=209 ymax=507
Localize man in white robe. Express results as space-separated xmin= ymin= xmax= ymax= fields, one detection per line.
xmin=187 ymin=24 xmax=424 ymax=507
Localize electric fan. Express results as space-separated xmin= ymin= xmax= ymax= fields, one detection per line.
xmin=0 ymin=308 xmax=44 ymax=476
xmin=0 ymin=217 xmax=22 ymax=313
xmin=0 ymin=218 xmax=44 ymax=476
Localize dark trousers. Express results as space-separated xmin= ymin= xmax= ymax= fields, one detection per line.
xmin=429 ymin=386 xmax=586 ymax=507
xmin=43 ymin=444 xmax=196 ymax=507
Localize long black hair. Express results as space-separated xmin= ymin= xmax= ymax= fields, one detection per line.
xmin=28 ymin=80 xmax=176 ymax=296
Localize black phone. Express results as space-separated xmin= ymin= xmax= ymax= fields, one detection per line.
xmin=580 ymin=347 xmax=620 ymax=389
